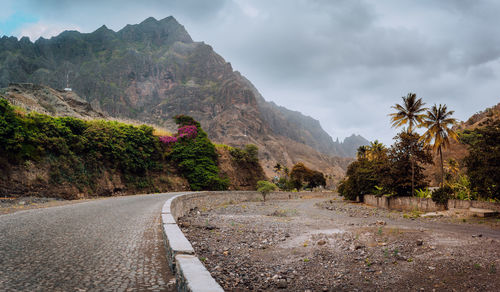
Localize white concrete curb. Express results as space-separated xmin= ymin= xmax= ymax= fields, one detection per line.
xmin=160 ymin=193 xmax=224 ymax=292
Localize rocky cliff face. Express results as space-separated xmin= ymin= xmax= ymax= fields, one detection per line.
xmin=0 ymin=16 xmax=363 ymax=179
xmin=0 ymin=83 xmax=105 ymax=119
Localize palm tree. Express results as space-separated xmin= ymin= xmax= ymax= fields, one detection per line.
xmin=389 ymin=93 xmax=427 ymax=132
xmin=357 ymin=145 xmax=369 ymax=160
xmin=368 ymin=140 xmax=386 ymax=160
xmin=444 ymin=158 xmax=460 ymax=179
xmin=389 ymin=93 xmax=427 ymax=196
xmin=274 ymin=163 xmax=282 ymax=175
xmin=421 ymin=104 xmax=458 ymax=187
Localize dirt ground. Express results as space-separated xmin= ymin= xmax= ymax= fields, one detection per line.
xmin=179 ymin=195 xmax=500 ymax=291
xmin=0 ymin=196 xmax=97 ymax=215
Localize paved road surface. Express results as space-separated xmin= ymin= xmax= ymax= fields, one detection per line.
xmin=0 ymin=193 xmax=182 ymax=291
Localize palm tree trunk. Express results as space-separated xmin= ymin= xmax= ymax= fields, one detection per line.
xmin=410 ymin=141 xmax=415 ymax=196
xmin=411 ymin=157 xmax=415 ymax=196
xmin=439 ymin=146 xmax=444 ymax=188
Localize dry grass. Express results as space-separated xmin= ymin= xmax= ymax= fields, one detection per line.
xmin=92 ymin=117 xmax=174 ymax=137
xmin=153 ymin=128 xmax=174 ymax=137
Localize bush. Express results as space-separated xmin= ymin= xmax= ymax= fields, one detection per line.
xmin=450 ymin=175 xmax=474 ymax=201
xmin=229 ymin=144 xmax=259 ymax=164
xmin=257 ymin=180 xmax=277 ymax=201
xmin=432 ymin=185 xmax=453 ymax=205
xmin=167 ymin=115 xmax=229 ymax=191
xmin=276 ymin=177 xmax=294 ymax=191
xmin=415 ymin=188 xmax=432 ymax=199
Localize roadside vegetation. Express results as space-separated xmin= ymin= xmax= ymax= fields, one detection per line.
xmin=158 ymin=114 xmax=229 ymax=191
xmin=0 ymin=99 xmax=238 ymax=196
xmin=0 ymin=99 xmax=165 ymax=193
xmin=338 ymin=93 xmax=500 ymax=203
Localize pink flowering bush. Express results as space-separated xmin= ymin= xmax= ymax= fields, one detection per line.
xmin=159 ymin=125 xmax=198 ymax=146
xmin=177 ymin=125 xmax=198 ymax=139
xmin=159 ymin=136 xmax=178 ymax=145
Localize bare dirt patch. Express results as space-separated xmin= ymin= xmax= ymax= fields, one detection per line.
xmin=179 ymin=196 xmax=500 ymax=291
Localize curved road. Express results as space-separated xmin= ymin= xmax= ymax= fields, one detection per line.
xmin=0 ymin=193 xmax=183 ymax=291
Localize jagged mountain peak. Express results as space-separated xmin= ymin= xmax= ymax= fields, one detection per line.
xmin=118 ymin=15 xmax=192 ymax=45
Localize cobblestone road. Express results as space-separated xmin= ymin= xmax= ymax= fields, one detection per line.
xmin=0 ymin=193 xmax=183 ymax=291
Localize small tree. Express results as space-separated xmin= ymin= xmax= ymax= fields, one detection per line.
xmin=257 ymin=180 xmax=277 ymax=202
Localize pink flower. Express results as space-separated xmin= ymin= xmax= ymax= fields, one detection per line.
xmin=177 ymin=125 xmax=198 ymax=139
xmin=159 ymin=136 xmax=178 ymax=144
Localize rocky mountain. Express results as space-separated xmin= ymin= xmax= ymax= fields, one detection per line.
xmin=0 ymin=16 xmax=364 ymax=179
xmin=0 ymin=83 xmax=105 ymax=119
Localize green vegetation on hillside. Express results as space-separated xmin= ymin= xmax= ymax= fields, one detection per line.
xmin=0 ymin=98 xmax=162 ymax=192
xmin=0 ymin=99 xmax=231 ymax=195
xmin=162 ymin=115 xmax=229 ymax=191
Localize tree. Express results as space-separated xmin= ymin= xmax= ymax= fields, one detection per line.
xmin=290 ymin=162 xmax=326 ymax=190
xmin=461 ymin=120 xmax=500 ymax=200
xmin=386 ymin=132 xmax=433 ymax=196
xmin=356 ymin=145 xmax=368 ymax=160
xmin=274 ymin=162 xmax=282 ymax=174
xmin=389 ymin=93 xmax=427 ymax=132
xmin=257 ymin=180 xmax=277 ymax=202
xmin=338 ymin=140 xmax=390 ymax=201
xmin=367 ymin=140 xmax=386 ymax=161
xmin=338 ymin=159 xmax=386 ymax=201
xmin=389 ymin=93 xmax=427 ymax=196
xmin=420 ymin=104 xmax=458 ymax=187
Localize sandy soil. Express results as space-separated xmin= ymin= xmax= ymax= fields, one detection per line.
xmin=179 ymin=195 xmax=500 ymax=291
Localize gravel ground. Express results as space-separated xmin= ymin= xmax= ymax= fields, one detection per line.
xmin=179 ymin=195 xmax=500 ymax=291
xmin=0 ymin=193 xmax=181 ymax=291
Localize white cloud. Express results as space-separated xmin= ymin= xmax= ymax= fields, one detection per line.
xmin=14 ymin=21 xmax=81 ymax=41
xmin=234 ymin=0 xmax=260 ymax=18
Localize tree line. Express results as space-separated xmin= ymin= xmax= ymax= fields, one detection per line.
xmin=339 ymin=93 xmax=500 ymax=203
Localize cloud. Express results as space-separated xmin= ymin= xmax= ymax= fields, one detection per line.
xmin=4 ymin=0 xmax=500 ymax=145
xmin=14 ymin=21 xmax=81 ymax=41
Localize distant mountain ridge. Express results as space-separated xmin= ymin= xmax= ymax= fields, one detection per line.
xmin=0 ymin=16 xmax=365 ymax=178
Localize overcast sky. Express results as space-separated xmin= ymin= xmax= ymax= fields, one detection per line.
xmin=1 ymin=0 xmax=500 ymax=145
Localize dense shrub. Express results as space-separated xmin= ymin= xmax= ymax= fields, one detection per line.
xmin=432 ymin=185 xmax=453 ymax=205
xmin=229 ymin=144 xmax=259 ymax=164
xmin=167 ymin=115 xmax=229 ymax=191
xmin=276 ymin=177 xmax=295 ymax=191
